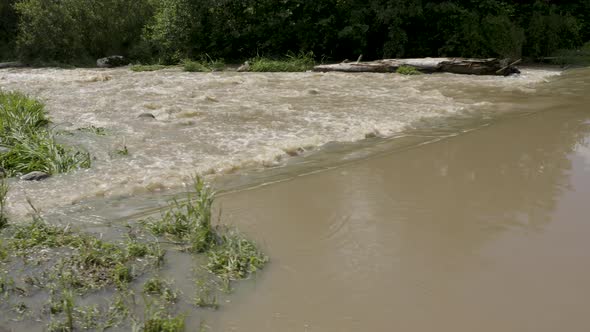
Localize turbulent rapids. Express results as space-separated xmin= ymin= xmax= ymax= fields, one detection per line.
xmin=0 ymin=67 xmax=559 ymax=217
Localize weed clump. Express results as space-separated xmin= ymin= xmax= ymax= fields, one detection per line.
xmin=7 ymin=219 xmax=161 ymax=290
xmin=144 ymin=177 xmax=268 ymax=281
xmin=0 ymin=177 xmax=267 ymax=329
xmin=193 ymin=277 xmax=218 ymax=309
xmin=143 ymin=311 xmax=185 ymax=332
xmin=207 ymin=230 xmax=268 ymax=280
xmin=183 ymin=60 xmax=209 ymax=72
xmin=143 ymin=277 xmax=178 ymax=303
xmin=396 ymin=65 xmax=422 ymax=75
xmin=76 ymin=125 xmax=106 ymax=136
xmin=183 ymin=57 xmax=225 ymax=72
xmin=0 ymin=92 xmax=91 ymax=177
xmin=145 ymin=177 xmax=215 ymax=253
xmin=116 ymin=145 xmax=130 ymax=156
xmin=249 ymin=52 xmax=315 ymax=72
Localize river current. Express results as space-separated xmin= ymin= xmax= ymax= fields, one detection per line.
xmin=0 ymin=66 xmax=563 ymax=219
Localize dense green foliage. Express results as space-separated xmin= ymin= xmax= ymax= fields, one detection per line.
xmin=0 ymin=0 xmax=18 ymax=60
xmin=1 ymin=0 xmax=588 ymax=64
xmin=13 ymin=0 xmax=153 ymax=63
xmin=249 ymin=52 xmax=315 ymax=72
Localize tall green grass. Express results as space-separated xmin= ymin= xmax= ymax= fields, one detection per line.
xmin=182 ymin=57 xmax=225 ymax=72
xmin=0 ymin=92 xmax=90 ymax=177
xmin=249 ymin=52 xmax=315 ymax=72
xmin=396 ymin=65 xmax=423 ymax=75
xmin=146 ymin=177 xmax=215 ymax=253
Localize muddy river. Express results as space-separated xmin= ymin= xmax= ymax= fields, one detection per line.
xmin=1 ymin=66 xmax=589 ymax=331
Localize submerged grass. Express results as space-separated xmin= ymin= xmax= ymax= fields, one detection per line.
xmin=0 ymin=92 xmax=91 ymax=177
xmin=207 ymin=230 xmax=268 ymax=280
xmin=144 ymin=177 xmax=268 ymax=280
xmin=6 ymin=219 xmax=162 ymax=290
xmin=143 ymin=312 xmax=185 ymax=332
xmin=249 ymin=52 xmax=315 ymax=72
xmin=143 ymin=277 xmax=179 ymax=303
xmin=1 ymin=177 xmax=267 ymax=330
xmin=193 ymin=277 xmax=218 ymax=309
xmin=76 ymin=125 xmax=106 ymax=136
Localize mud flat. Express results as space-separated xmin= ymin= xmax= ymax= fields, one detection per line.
xmin=200 ymin=68 xmax=590 ymax=331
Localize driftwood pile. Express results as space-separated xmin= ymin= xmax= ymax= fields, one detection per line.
xmin=313 ymin=58 xmax=521 ymax=76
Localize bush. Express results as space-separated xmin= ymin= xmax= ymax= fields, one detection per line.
xmin=0 ymin=0 xmax=18 ymax=61
xmin=481 ymin=15 xmax=525 ymax=59
xmin=182 ymin=57 xmax=225 ymax=72
xmin=142 ymin=0 xmax=194 ymax=64
xmin=15 ymin=0 xmax=153 ymax=63
xmin=182 ymin=60 xmax=209 ymax=72
xmin=525 ymin=8 xmax=583 ymax=58
xmin=249 ymin=52 xmax=315 ymax=72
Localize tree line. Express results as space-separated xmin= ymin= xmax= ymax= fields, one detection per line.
xmin=0 ymin=0 xmax=588 ymax=64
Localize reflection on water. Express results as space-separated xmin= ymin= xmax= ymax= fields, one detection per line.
xmin=201 ymin=68 xmax=590 ymax=331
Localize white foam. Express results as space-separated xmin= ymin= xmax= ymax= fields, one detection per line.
xmin=0 ymin=67 xmax=561 ymax=217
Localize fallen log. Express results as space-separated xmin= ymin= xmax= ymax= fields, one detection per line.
xmin=0 ymin=61 xmax=26 ymax=69
xmin=313 ymin=58 xmax=520 ymax=76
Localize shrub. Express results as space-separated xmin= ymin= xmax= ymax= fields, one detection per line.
xmin=396 ymin=65 xmax=422 ymax=75
xmin=249 ymin=52 xmax=315 ymax=72
xmin=15 ymin=0 xmax=153 ymax=63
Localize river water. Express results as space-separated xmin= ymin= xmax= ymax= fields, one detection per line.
xmin=1 ymin=66 xmax=589 ymax=331
xmin=0 ymin=66 xmax=561 ymax=218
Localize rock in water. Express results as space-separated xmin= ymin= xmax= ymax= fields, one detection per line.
xmin=237 ymin=61 xmax=250 ymax=72
xmin=96 ymin=55 xmax=129 ymax=68
xmin=20 ymin=171 xmax=50 ymax=181
xmin=138 ymin=113 xmax=156 ymax=120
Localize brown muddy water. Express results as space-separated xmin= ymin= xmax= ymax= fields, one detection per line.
xmin=1 ymin=66 xmax=590 ymax=331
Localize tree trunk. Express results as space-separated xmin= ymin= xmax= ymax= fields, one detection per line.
xmin=0 ymin=62 xmax=25 ymax=69
xmin=313 ymin=58 xmax=521 ymax=76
